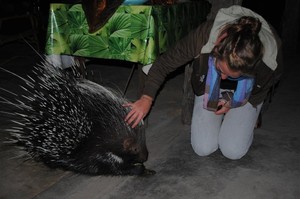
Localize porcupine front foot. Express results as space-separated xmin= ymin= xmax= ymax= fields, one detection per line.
xmin=124 ymin=163 xmax=156 ymax=176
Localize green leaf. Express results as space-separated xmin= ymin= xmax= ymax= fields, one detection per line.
xmin=143 ymin=37 xmax=156 ymax=64
xmin=50 ymin=4 xmax=70 ymax=11
xmin=51 ymin=10 xmax=69 ymax=34
xmin=131 ymin=14 xmax=150 ymax=38
xmin=108 ymin=37 xmax=132 ymax=59
xmin=128 ymin=6 xmax=150 ymax=14
xmin=67 ymin=11 xmax=89 ymax=34
xmin=118 ymin=5 xmax=150 ymax=14
xmin=87 ymin=36 xmax=110 ymax=57
xmin=129 ymin=38 xmax=147 ymax=62
xmin=69 ymin=35 xmax=89 ymax=55
xmin=46 ymin=32 xmax=70 ymax=54
xmin=68 ymin=4 xmax=84 ymax=12
xmin=107 ymin=14 xmax=131 ymax=37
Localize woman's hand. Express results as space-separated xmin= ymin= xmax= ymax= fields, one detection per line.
xmin=215 ymin=100 xmax=230 ymax=115
xmin=124 ymin=95 xmax=153 ymax=128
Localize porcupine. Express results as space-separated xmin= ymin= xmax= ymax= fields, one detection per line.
xmin=0 ymin=61 xmax=155 ymax=176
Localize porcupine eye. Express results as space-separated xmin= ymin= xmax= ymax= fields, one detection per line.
xmin=131 ymin=146 xmax=138 ymax=154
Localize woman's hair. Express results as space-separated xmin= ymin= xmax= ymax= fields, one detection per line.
xmin=212 ymin=16 xmax=264 ymax=74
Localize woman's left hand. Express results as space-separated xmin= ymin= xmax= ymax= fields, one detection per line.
xmin=215 ymin=101 xmax=230 ymax=115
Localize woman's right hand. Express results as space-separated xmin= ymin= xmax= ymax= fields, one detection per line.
xmin=124 ymin=95 xmax=153 ymax=128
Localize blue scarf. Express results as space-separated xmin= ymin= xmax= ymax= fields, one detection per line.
xmin=203 ymin=56 xmax=255 ymax=111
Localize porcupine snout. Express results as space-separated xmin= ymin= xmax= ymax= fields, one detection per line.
xmin=135 ymin=125 xmax=149 ymax=163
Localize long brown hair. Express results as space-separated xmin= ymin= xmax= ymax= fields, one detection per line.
xmin=212 ymin=16 xmax=264 ymax=75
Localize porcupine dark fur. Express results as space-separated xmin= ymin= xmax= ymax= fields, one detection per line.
xmin=0 ymin=61 xmax=155 ymax=176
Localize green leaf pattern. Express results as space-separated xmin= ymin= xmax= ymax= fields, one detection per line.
xmin=45 ymin=2 xmax=210 ymax=65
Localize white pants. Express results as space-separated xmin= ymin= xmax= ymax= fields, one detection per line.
xmin=191 ymin=95 xmax=263 ymax=160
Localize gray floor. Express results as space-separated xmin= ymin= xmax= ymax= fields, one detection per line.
xmin=0 ymin=41 xmax=299 ymax=199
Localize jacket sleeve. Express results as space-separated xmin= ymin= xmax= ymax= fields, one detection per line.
xmin=249 ymin=26 xmax=284 ymax=107
xmin=143 ymin=20 xmax=213 ymax=98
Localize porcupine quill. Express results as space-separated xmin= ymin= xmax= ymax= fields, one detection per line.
xmin=0 ymin=39 xmax=155 ymax=176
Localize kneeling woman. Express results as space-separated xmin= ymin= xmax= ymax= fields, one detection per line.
xmin=124 ymin=6 xmax=283 ymax=160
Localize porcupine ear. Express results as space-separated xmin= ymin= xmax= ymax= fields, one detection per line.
xmin=123 ymin=138 xmax=138 ymax=153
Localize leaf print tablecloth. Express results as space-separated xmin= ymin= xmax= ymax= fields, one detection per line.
xmin=45 ymin=1 xmax=211 ymax=65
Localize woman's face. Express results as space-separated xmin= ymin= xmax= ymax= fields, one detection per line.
xmin=215 ymin=59 xmax=242 ymax=80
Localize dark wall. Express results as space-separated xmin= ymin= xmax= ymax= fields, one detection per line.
xmin=281 ymin=0 xmax=300 ymax=53
xmin=242 ymin=0 xmax=285 ymax=37
xmin=242 ymin=0 xmax=300 ymax=53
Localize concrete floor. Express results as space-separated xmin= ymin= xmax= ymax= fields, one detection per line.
xmin=0 ymin=41 xmax=299 ymax=199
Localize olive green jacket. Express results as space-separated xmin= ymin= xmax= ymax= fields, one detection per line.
xmin=143 ymin=20 xmax=283 ymax=107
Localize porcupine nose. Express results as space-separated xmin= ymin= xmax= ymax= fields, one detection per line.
xmin=139 ymin=145 xmax=148 ymax=162
xmin=133 ymin=123 xmax=148 ymax=163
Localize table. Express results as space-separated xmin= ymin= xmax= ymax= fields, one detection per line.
xmin=45 ymin=1 xmax=211 ymax=65
xmin=44 ymin=1 xmax=211 ymax=124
